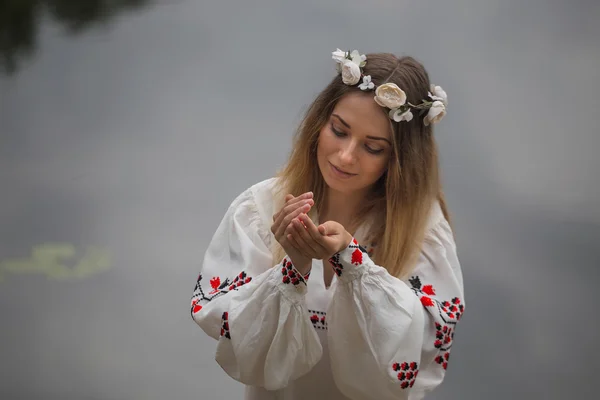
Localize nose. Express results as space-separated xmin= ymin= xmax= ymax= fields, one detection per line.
xmin=339 ymin=141 xmax=357 ymax=165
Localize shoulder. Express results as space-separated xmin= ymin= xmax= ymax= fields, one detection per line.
xmin=219 ymin=177 xmax=281 ymax=247
xmin=246 ymin=177 xmax=280 ymax=206
xmin=231 ymin=176 xmax=282 ymax=230
xmin=424 ymin=200 xmax=455 ymax=249
xmin=425 ymin=200 xmax=445 ymax=232
xmin=229 ymin=177 xmax=279 ymax=208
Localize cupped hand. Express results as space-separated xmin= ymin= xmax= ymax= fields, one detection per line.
xmin=286 ymin=214 xmax=353 ymax=260
xmin=270 ymin=192 xmax=314 ymax=274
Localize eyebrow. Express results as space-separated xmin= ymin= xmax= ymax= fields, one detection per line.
xmin=331 ymin=113 xmax=392 ymax=145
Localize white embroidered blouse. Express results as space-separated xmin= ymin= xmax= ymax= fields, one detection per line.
xmin=191 ymin=178 xmax=465 ymax=400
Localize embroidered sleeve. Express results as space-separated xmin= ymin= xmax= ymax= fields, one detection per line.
xmin=326 ymin=217 xmax=464 ymax=400
xmin=190 ymin=186 xmax=322 ymax=390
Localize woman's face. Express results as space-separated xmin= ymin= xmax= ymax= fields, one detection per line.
xmin=317 ymin=92 xmax=393 ymax=196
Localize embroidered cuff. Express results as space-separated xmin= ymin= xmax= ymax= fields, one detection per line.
xmin=275 ymin=256 xmax=310 ymax=299
xmin=328 ymin=237 xmax=370 ymax=283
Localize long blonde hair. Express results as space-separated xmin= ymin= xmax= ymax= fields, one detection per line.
xmin=273 ymin=53 xmax=452 ymax=279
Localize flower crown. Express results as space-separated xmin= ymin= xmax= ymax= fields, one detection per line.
xmin=332 ymin=48 xmax=448 ymax=125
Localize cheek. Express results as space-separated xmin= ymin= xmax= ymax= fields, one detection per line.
xmin=365 ymin=155 xmax=390 ymax=177
xmin=317 ymin=129 xmax=335 ymax=154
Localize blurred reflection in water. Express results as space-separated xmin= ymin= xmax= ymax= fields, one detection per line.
xmin=0 ymin=243 xmax=112 ymax=282
xmin=0 ymin=0 xmax=151 ymax=75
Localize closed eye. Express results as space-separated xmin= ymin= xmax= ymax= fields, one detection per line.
xmin=331 ymin=123 xmax=385 ymax=155
xmin=365 ymin=145 xmax=384 ymax=155
xmin=331 ymin=124 xmax=346 ymax=137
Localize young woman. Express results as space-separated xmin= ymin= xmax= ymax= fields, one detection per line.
xmin=190 ymin=49 xmax=465 ymax=400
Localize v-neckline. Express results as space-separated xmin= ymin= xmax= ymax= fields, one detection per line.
xmin=322 ymin=259 xmax=336 ymax=289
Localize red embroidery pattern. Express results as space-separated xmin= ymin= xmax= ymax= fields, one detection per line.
xmin=209 ymin=277 xmax=221 ymax=294
xmin=392 ymin=361 xmax=419 ymax=389
xmin=190 ymin=271 xmax=253 ymax=317
xmin=441 ymin=297 xmax=464 ymax=321
xmin=408 ymin=276 xmax=464 ymax=371
xmin=434 ymin=322 xmax=454 ymax=349
xmin=435 ymin=350 xmax=451 ymax=370
xmin=281 ymin=258 xmax=308 ymax=286
xmin=191 ymin=298 xmax=202 ymax=314
xmin=228 ymin=271 xmax=253 ymax=291
xmin=350 ymin=248 xmax=363 ymax=265
xmin=303 ymin=270 xmax=311 ymax=281
xmin=408 ymin=276 xmax=464 ymax=323
xmin=220 ymin=311 xmax=230 ymax=339
xmin=308 ymin=309 xmax=327 ymax=330
xmin=328 ymin=254 xmax=344 ymax=276
xmin=329 ymin=238 xmax=370 ymax=276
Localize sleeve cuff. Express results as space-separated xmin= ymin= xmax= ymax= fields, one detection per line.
xmin=274 ymin=256 xmax=311 ymax=300
xmin=328 ymin=237 xmax=370 ymax=283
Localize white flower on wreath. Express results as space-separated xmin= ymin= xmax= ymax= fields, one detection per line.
xmin=349 ymin=50 xmax=367 ymax=67
xmin=374 ymin=83 xmax=407 ymax=109
xmin=359 ymin=75 xmax=375 ymax=90
xmin=341 ymin=60 xmax=362 ymax=85
xmin=389 ymin=108 xmax=413 ymax=122
xmin=332 ymin=48 xmax=347 ymax=64
xmin=424 ymin=100 xmax=446 ymax=126
xmin=428 ymin=84 xmax=448 ymax=106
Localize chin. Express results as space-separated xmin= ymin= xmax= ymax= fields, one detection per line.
xmin=318 ymin=158 xmax=362 ymax=194
xmin=321 ymin=173 xmax=356 ymax=194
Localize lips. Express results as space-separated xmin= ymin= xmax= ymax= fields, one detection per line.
xmin=330 ymin=162 xmax=357 ymax=176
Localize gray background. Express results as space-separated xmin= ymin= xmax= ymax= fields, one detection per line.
xmin=1 ymin=0 xmax=599 ymax=399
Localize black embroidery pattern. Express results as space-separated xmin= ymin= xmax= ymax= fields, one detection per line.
xmin=328 ymin=238 xmax=369 ymax=276
xmin=434 ymin=348 xmax=451 ymax=370
xmin=408 ymin=276 xmax=464 ymax=324
xmin=280 ymin=257 xmax=308 ymax=286
xmin=408 ymin=276 xmax=464 ymax=371
xmin=220 ymin=311 xmax=230 ymax=339
xmin=307 ymin=309 xmax=327 ymax=330
xmin=190 ymin=271 xmax=253 ymax=317
xmin=392 ymin=361 xmax=419 ymax=389
xmin=328 ymin=253 xmax=344 ymax=276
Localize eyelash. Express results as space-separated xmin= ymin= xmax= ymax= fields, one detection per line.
xmin=330 ymin=124 xmax=384 ymax=155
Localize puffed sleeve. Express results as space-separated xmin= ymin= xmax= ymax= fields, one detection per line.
xmin=327 ymin=216 xmax=465 ymax=400
xmin=190 ymin=186 xmax=322 ymax=390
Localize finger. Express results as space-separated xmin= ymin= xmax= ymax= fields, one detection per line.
xmin=297 ymin=214 xmax=330 ymax=255
xmin=298 ymin=214 xmax=324 ymax=241
xmin=273 ymin=196 xmax=305 ymax=230
xmin=273 ymin=192 xmax=314 ymax=234
xmin=286 ymin=234 xmax=313 ymax=259
xmin=275 ymin=202 xmax=311 ymax=240
xmin=276 ymin=203 xmax=312 ymax=239
xmin=283 ymin=193 xmax=314 ymax=214
xmin=274 ymin=197 xmax=310 ymax=227
xmin=274 ymin=195 xmax=313 ymax=231
xmin=283 ymin=230 xmax=300 ymax=251
xmin=291 ymin=218 xmax=320 ymax=254
xmin=273 ymin=194 xmax=295 ymax=222
xmin=285 ymin=224 xmax=312 ymax=257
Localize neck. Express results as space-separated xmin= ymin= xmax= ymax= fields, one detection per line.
xmin=320 ymin=187 xmax=368 ymax=234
